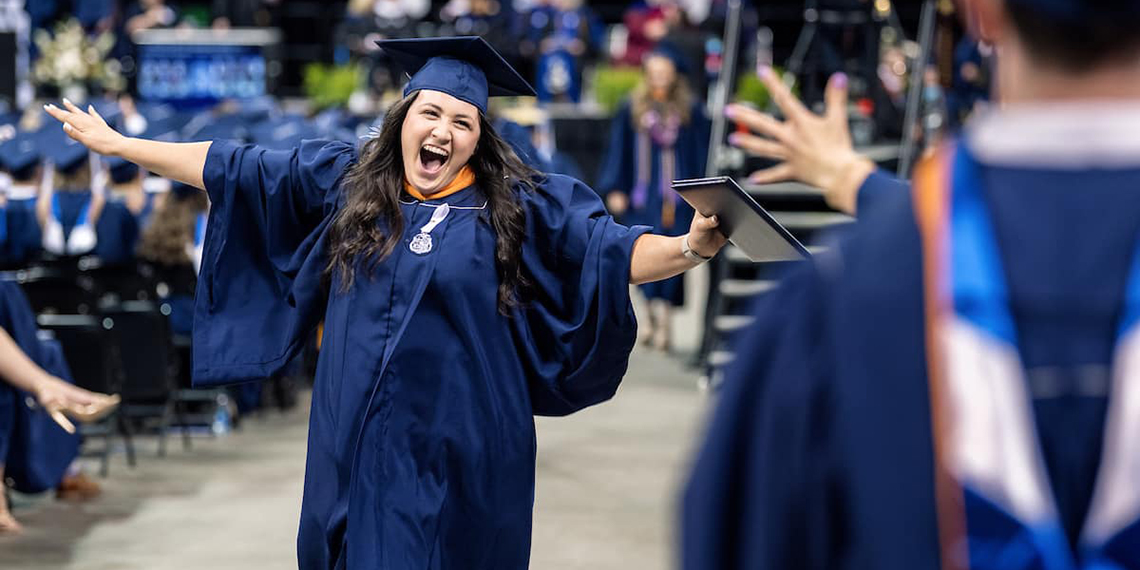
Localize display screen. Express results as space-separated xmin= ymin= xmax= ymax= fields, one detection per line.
xmin=137 ymin=43 xmax=267 ymax=107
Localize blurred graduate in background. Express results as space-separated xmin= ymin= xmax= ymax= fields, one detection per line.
xmin=597 ymin=43 xmax=710 ymax=353
xmin=0 ymin=132 xmax=44 ymax=268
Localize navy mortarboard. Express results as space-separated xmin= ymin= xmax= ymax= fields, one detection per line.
xmin=646 ymin=41 xmax=692 ymax=74
xmin=0 ymin=132 xmax=42 ymax=180
xmin=106 ymin=155 xmax=140 ymax=185
xmin=38 ymin=128 xmax=89 ymax=174
xmin=182 ymin=112 xmax=248 ymax=143
xmin=250 ymin=116 xmax=320 ymax=151
xmin=376 ymin=36 xmax=536 ymax=114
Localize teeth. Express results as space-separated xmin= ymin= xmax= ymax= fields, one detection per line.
xmin=422 ymin=144 xmax=449 ymax=157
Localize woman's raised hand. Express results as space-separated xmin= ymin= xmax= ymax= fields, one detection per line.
xmin=725 ymin=68 xmax=875 ymax=215
xmin=43 ymin=99 xmax=127 ymax=157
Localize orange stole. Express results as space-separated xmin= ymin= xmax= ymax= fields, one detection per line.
xmin=404 ymin=166 xmax=476 ymax=201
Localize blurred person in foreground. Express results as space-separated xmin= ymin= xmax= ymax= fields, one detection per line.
xmin=683 ymin=0 xmax=1140 ymax=568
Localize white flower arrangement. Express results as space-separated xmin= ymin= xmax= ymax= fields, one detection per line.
xmin=32 ymin=18 xmax=125 ymax=97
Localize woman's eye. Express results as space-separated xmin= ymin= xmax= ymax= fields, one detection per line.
xmin=455 ymin=121 xmax=470 ymax=130
xmin=424 ymin=110 xmax=438 ymax=118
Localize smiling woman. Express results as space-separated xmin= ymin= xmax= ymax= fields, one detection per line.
xmin=42 ymin=35 xmax=726 ymax=570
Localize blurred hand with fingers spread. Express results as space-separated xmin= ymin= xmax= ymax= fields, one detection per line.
xmin=43 ymin=99 xmax=128 ymax=157
xmin=726 ymin=68 xmax=876 ymax=215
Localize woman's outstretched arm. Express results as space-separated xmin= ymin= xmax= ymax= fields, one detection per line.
xmin=44 ymin=99 xmax=211 ymax=190
xmin=629 ymin=210 xmax=726 ymax=284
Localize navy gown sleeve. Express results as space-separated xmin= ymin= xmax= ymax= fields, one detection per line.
xmin=856 ymin=168 xmax=909 ymax=216
xmin=681 ymin=264 xmax=840 ymax=570
xmin=595 ymin=102 xmax=636 ymax=195
xmin=513 ymin=174 xmax=651 ymax=416
xmin=193 ymin=139 xmax=356 ymax=386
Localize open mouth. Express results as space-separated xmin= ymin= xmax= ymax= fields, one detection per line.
xmin=418 ymin=144 xmax=449 ymax=175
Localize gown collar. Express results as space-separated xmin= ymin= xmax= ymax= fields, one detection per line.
xmin=967 ymin=101 xmax=1140 ymax=168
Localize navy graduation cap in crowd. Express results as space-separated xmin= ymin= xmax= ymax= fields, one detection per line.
xmin=38 ymin=127 xmax=88 ymax=174
xmin=376 ymin=36 xmax=536 ymax=114
xmin=106 ymin=155 xmax=140 ymax=185
xmin=182 ymin=112 xmax=248 ymax=143
xmin=250 ymin=115 xmax=320 ymax=151
xmin=646 ymin=41 xmax=692 ymax=74
xmin=0 ymin=132 xmax=42 ymax=180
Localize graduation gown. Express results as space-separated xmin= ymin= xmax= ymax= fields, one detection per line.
xmin=194 ymin=140 xmax=648 ymax=569
xmin=682 ymin=111 xmax=1140 ymax=569
xmin=2 ymin=190 xmax=42 ymax=268
xmin=94 ymin=199 xmax=141 ymax=265
xmin=596 ymin=101 xmax=709 ymax=305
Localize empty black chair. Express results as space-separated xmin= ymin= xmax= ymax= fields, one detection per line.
xmin=102 ymin=301 xmax=191 ymax=455
xmin=84 ymin=261 xmax=158 ymax=307
xmin=36 ymin=314 xmax=135 ymax=475
xmin=14 ymin=266 xmax=101 ymax=315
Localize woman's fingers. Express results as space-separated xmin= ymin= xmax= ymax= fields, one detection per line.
xmin=725 ymin=104 xmax=790 ymax=142
xmin=747 ymin=163 xmax=795 ymax=185
xmin=824 ymin=72 xmax=850 ymax=124
xmin=61 ymin=98 xmax=84 ymax=114
xmin=49 ymin=408 xmax=77 ymax=434
xmin=88 ymin=105 xmax=106 ymax=125
xmin=43 ymin=103 xmax=72 ymax=124
xmin=692 ymin=212 xmax=718 ymax=230
xmin=728 ymin=132 xmax=788 ymax=160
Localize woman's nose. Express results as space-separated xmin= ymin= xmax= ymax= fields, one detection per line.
xmin=430 ymin=125 xmax=451 ymax=143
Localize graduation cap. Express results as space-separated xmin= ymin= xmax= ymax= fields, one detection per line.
xmin=37 ymin=127 xmax=89 ymax=174
xmin=376 ymin=36 xmax=536 ymax=114
xmin=646 ymin=41 xmax=692 ymax=74
xmin=141 ymin=112 xmax=190 ymax=143
xmin=170 ymin=180 xmax=199 ymax=199
xmin=0 ymin=132 xmax=42 ymax=180
xmin=250 ymin=115 xmax=320 ymax=151
xmin=107 ymin=155 xmax=140 ymax=185
xmin=182 ymin=112 xmax=247 ymax=143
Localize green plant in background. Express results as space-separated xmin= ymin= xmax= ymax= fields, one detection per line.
xmin=304 ymin=63 xmax=362 ymax=110
xmin=591 ymin=66 xmax=643 ymax=113
xmin=733 ymin=68 xmax=798 ymax=111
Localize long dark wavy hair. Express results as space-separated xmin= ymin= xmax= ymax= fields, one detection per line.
xmin=326 ymin=91 xmax=540 ymax=313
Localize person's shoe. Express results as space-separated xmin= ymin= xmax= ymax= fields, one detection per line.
xmin=56 ymin=472 xmax=102 ymax=501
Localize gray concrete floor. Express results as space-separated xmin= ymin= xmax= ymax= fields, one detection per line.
xmin=0 ymin=348 xmax=713 ymax=570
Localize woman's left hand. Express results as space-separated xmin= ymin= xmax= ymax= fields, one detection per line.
xmin=688 ymin=211 xmax=727 ymax=259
